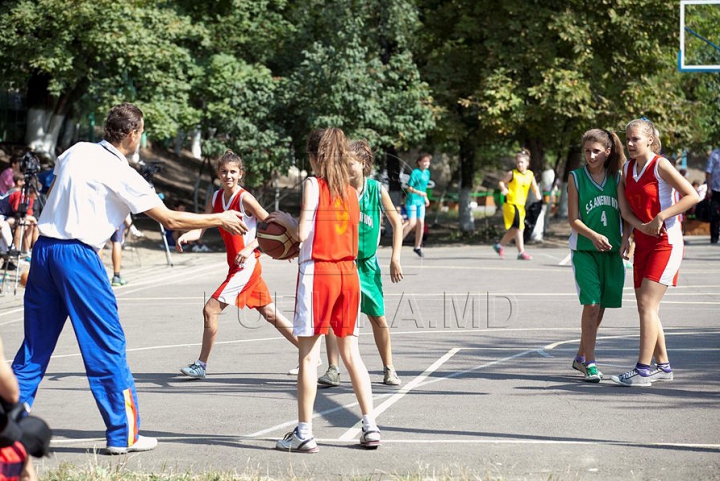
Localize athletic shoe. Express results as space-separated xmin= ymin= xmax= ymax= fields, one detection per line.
xmin=129 ymin=225 xmax=144 ymax=238
xmin=287 ymin=358 xmax=322 ymax=375
xmin=180 ymin=361 xmax=206 ymax=379
xmin=648 ymin=367 xmax=674 ymax=382
xmin=413 ymin=247 xmax=424 ymax=258
xmin=318 ymin=365 xmax=340 ymax=386
xmin=584 ymin=364 xmax=603 ymax=383
xmin=610 ymin=368 xmax=651 ymax=387
xmin=275 ymin=428 xmax=319 ymax=453
xmin=111 ymin=275 xmax=128 ymax=286
xmin=571 ymin=359 xmax=586 ymax=375
xmin=3 ymin=261 xmax=17 ymax=271
xmin=359 ymin=427 xmax=381 ymax=449
xmin=383 ymin=366 xmax=401 ymax=385
xmin=517 ymin=251 xmax=532 ymax=260
xmin=492 ymin=243 xmax=504 ymax=259
xmin=107 ymin=435 xmax=157 ymax=455
xmin=192 ymin=244 xmax=211 ymax=253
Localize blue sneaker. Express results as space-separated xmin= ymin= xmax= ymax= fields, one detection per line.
xmin=611 ymin=368 xmax=651 ymax=387
xmin=180 ymin=361 xmax=206 ymax=379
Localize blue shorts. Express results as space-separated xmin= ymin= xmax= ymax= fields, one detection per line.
xmin=405 ymin=203 xmax=426 ymax=220
xmin=110 ymin=223 xmax=126 ymax=243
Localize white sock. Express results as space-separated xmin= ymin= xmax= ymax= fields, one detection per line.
xmin=362 ymin=414 xmax=377 ymax=431
xmin=297 ymin=422 xmax=312 ymax=440
xmin=196 ymin=360 xmax=207 ymax=369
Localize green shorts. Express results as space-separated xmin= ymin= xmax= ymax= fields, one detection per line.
xmin=571 ymin=250 xmax=625 ymax=308
xmin=358 ymin=256 xmax=385 ymax=317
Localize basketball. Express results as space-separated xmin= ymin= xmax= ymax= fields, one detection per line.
xmin=256 ymin=221 xmax=299 ymax=260
xmin=20 ymin=270 xmax=29 ymax=287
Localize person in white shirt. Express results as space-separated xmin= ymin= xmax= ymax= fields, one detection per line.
xmin=10 ymin=103 xmax=248 ymax=454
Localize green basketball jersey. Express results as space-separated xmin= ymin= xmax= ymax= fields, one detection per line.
xmin=569 ymin=167 xmax=622 ymax=252
xmin=358 ymin=178 xmax=383 ymax=260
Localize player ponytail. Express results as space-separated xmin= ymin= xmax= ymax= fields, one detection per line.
xmin=306 ymin=128 xmax=350 ymax=202
xmin=582 ymin=129 xmax=626 ymax=174
xmin=349 ymin=140 xmax=374 ymax=177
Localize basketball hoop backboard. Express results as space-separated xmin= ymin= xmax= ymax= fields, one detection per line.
xmin=679 ymin=0 xmax=720 ymax=72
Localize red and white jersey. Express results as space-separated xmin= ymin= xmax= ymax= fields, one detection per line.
xmin=212 ymin=187 xmax=260 ymax=272
xmin=297 ymin=177 xmax=359 ymax=264
xmin=624 ymin=155 xmax=682 ymax=245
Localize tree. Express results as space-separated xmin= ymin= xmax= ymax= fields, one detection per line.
xmin=416 ymin=0 xmax=697 ymax=229
xmin=277 ymin=0 xmax=435 ymax=175
xmin=0 ymin=0 xmax=201 ymax=156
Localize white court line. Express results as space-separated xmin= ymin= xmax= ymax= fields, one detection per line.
xmin=338 ymin=348 xmax=460 ymax=442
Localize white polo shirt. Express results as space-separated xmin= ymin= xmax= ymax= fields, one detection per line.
xmin=38 ymin=140 xmax=163 ymax=250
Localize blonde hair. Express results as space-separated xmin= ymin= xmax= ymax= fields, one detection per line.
xmin=349 ymin=139 xmax=374 ymax=177
xmin=626 ymin=118 xmax=662 ymax=154
xmin=581 ymin=129 xmax=626 ymax=174
xmin=516 ymin=148 xmax=531 ymax=161
xmin=306 ymin=128 xmax=350 ymax=202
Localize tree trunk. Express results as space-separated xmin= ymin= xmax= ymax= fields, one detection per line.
xmin=556 ymin=145 xmax=582 ymax=218
xmin=24 ymin=72 xmax=86 ymax=159
xmin=191 ymin=129 xmax=202 ymax=159
xmin=526 ymin=138 xmax=545 ymax=174
xmin=458 ymin=131 xmax=476 ymax=232
xmin=26 ymin=107 xmax=65 ymax=157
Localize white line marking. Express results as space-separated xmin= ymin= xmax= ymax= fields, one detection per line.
xmin=338 ymin=348 xmax=461 ymax=442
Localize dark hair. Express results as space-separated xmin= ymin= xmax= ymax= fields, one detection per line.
xmin=349 ymin=140 xmax=373 ymax=177
xmin=416 ymin=153 xmax=431 ymax=165
xmin=517 ymin=148 xmax=531 ymax=160
xmin=103 ymin=103 xmax=143 ymax=144
xmin=581 ymin=128 xmax=626 ymax=174
xmin=306 ymin=128 xmax=350 ymax=201
xmin=217 ymin=150 xmax=244 ymax=173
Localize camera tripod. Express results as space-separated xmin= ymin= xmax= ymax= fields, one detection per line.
xmin=1 ymin=171 xmax=43 ymax=295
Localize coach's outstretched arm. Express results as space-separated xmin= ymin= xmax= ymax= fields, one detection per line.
xmin=144 ymin=204 xmax=248 ymax=235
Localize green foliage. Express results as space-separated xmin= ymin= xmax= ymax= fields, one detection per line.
xmin=0 ymin=0 xmax=202 ymax=138
xmin=196 ymin=54 xmax=290 ymax=188
xmin=278 ymin=0 xmax=435 ymax=157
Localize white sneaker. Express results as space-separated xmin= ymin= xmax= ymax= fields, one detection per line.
xmin=275 ymin=428 xmax=319 ymax=453
xmin=129 ymin=225 xmax=144 ymax=238
xmin=287 ymin=358 xmax=322 ymax=375
xmin=647 ymin=367 xmax=674 ymax=382
xmin=360 ymin=427 xmax=381 ymax=449
xmin=106 ymin=435 xmax=158 ymax=454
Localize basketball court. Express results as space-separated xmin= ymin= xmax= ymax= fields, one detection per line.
xmin=1 ymin=233 xmax=718 ymax=479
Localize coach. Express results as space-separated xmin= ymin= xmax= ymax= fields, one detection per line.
xmin=10 ymin=103 xmax=248 ymax=454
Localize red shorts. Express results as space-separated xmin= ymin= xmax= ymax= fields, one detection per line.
xmin=293 ymin=260 xmax=360 ymax=338
xmin=632 ymin=234 xmax=683 ymax=289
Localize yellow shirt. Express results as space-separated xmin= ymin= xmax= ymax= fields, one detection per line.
xmin=506 ymin=169 xmax=534 ymax=206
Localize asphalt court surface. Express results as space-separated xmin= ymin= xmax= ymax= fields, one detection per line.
xmin=1 ymin=235 xmax=719 ymax=480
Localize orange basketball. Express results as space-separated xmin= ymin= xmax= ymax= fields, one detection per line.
xmin=257 ymin=221 xmax=300 ymax=260
xmin=20 ymin=270 xmax=29 ymax=287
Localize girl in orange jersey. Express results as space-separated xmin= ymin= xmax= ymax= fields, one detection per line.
xmin=176 ymin=150 xmax=298 ymax=380
xmin=269 ymin=129 xmax=380 ymax=453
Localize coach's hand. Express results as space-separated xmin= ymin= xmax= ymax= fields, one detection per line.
xmin=220 ymin=210 xmax=249 ymax=235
